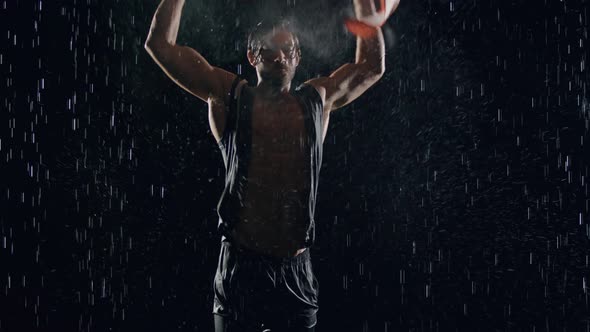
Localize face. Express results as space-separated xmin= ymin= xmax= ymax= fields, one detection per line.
xmin=248 ymin=29 xmax=300 ymax=85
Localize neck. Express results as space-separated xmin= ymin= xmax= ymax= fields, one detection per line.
xmin=255 ymin=77 xmax=292 ymax=98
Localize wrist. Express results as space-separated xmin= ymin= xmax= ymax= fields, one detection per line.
xmin=353 ymin=0 xmax=376 ymax=18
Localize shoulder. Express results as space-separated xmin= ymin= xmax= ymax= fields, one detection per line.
xmin=303 ymin=79 xmax=327 ymax=103
xmin=219 ymin=76 xmax=248 ymax=105
xmin=209 ymin=77 xmax=248 ymax=145
xmin=302 ymin=78 xmax=331 ymax=113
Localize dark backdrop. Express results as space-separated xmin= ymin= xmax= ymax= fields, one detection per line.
xmin=1 ymin=0 xmax=590 ymax=331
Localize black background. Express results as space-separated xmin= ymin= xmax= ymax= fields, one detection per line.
xmin=1 ymin=0 xmax=590 ymax=331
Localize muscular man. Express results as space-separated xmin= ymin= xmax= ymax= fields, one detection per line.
xmin=145 ymin=1 xmax=385 ymax=331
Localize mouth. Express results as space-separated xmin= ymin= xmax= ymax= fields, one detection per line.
xmin=271 ymin=61 xmax=288 ymax=69
xmin=274 ymin=64 xmax=287 ymax=70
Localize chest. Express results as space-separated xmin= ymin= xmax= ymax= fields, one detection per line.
xmin=249 ymin=97 xmax=309 ymax=153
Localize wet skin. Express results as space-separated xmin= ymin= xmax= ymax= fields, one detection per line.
xmin=228 ymin=31 xmax=319 ymax=257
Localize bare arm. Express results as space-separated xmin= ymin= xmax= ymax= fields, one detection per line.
xmin=306 ymin=0 xmax=386 ymax=112
xmin=144 ymin=0 xmax=236 ymax=103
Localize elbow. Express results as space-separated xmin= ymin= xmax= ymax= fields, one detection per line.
xmin=369 ymin=64 xmax=385 ymax=82
xmin=363 ymin=58 xmax=385 ymax=81
xmin=144 ymin=38 xmax=155 ymax=58
xmin=357 ymin=56 xmax=385 ymax=79
xmin=144 ymin=38 xmax=158 ymax=55
xmin=374 ymin=66 xmax=385 ymax=80
xmin=144 ymin=38 xmax=170 ymax=60
xmin=373 ymin=59 xmax=386 ymax=78
xmin=144 ymin=36 xmax=169 ymax=52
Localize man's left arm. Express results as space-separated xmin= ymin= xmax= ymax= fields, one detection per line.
xmin=306 ymin=0 xmax=386 ymax=112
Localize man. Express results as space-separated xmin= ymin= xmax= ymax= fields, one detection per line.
xmin=145 ymin=0 xmax=385 ymax=330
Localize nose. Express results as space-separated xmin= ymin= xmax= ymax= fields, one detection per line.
xmin=272 ymin=50 xmax=286 ymax=63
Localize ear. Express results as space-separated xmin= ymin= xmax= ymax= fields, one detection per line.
xmin=247 ymin=50 xmax=259 ymax=66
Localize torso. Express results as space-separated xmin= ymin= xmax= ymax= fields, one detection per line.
xmin=209 ymin=85 xmax=329 ymax=258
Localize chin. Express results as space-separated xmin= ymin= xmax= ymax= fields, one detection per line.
xmin=264 ymin=72 xmax=294 ymax=85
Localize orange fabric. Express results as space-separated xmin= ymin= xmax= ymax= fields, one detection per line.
xmin=345 ymin=0 xmax=400 ymax=37
xmin=344 ymin=18 xmax=378 ymax=38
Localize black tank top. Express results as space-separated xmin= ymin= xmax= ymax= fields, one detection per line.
xmin=216 ymin=77 xmax=325 ymax=248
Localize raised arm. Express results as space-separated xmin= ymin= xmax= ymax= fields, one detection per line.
xmin=144 ymin=0 xmax=236 ymax=103
xmin=306 ymin=0 xmax=386 ymax=112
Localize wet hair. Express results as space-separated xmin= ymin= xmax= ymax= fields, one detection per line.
xmin=247 ymin=20 xmax=301 ymax=57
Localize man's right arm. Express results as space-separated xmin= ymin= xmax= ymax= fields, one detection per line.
xmin=144 ymin=0 xmax=236 ymax=103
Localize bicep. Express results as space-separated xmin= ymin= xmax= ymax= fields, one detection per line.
xmin=306 ymin=62 xmax=382 ymax=111
xmin=145 ymin=41 xmax=236 ymax=103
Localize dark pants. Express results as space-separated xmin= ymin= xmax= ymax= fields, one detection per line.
xmin=212 ymin=238 xmax=319 ymax=332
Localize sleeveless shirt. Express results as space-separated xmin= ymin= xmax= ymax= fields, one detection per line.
xmin=216 ymin=77 xmax=325 ymax=248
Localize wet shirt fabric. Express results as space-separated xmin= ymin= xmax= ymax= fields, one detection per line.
xmin=213 ymin=238 xmax=319 ymax=331
xmin=216 ymin=77 xmax=325 ymax=248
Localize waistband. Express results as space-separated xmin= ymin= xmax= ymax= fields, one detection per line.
xmin=221 ymin=238 xmax=310 ymax=266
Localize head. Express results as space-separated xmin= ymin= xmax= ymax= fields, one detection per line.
xmin=247 ymin=20 xmax=301 ymax=87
